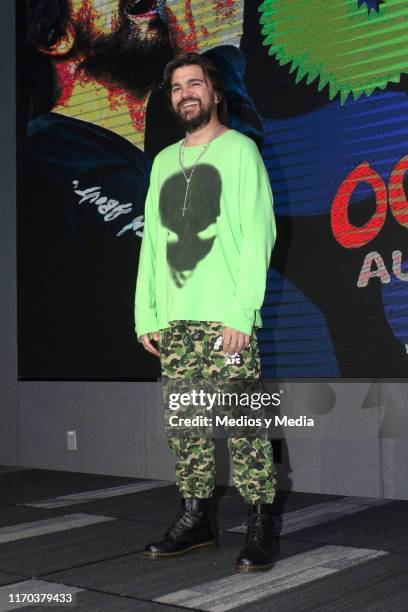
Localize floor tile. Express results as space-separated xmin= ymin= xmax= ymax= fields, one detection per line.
xmin=281 ymin=501 xmax=408 ymax=550
xmin=0 ymin=574 xmax=26 ymax=589
xmin=0 ymin=514 xmax=115 ymax=544
xmin=155 ymin=545 xmax=388 ymax=611
xmin=26 ymin=481 xmax=171 ymax=509
xmin=0 ymin=520 xmax=165 ymax=576
xmin=0 ymin=470 xmax=146 ymax=505
xmin=232 ymin=550 xmax=408 ymax=612
xmin=42 ymin=533 xmax=319 ymax=600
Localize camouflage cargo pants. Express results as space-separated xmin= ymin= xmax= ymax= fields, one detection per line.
xmin=159 ymin=321 xmax=277 ymax=504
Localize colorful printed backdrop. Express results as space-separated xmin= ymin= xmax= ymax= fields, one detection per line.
xmin=18 ymin=0 xmax=408 ymax=378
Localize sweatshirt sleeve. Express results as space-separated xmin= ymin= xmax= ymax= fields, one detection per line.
xmin=223 ymin=140 xmax=276 ymax=335
xmin=134 ymin=161 xmax=160 ymax=340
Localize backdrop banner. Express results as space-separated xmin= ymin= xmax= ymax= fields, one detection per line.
xmin=17 ymin=0 xmax=408 ymax=379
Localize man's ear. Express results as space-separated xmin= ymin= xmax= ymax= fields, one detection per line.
xmin=37 ymin=24 xmax=75 ymax=57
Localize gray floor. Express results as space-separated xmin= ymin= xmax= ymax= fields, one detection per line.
xmin=0 ymin=467 xmax=407 ymax=611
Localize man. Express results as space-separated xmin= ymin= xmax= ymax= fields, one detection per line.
xmin=21 ymin=0 xmax=263 ymax=379
xmin=135 ymin=53 xmax=278 ymax=571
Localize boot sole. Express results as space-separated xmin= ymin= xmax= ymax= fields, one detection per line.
xmin=144 ymin=540 xmax=216 ymax=559
xmin=235 ymin=562 xmax=275 ymax=572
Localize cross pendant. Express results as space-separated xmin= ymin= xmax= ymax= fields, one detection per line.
xmin=182 ymin=178 xmax=190 ymax=216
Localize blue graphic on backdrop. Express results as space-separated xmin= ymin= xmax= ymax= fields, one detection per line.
xmin=263 ymin=91 xmax=408 ymax=217
xmin=260 ymin=271 xmax=340 ymax=377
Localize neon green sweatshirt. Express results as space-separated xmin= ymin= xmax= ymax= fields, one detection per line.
xmin=134 ymin=129 xmax=276 ymax=338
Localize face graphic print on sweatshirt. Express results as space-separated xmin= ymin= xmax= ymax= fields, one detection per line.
xmin=159 ymin=164 xmax=222 ymax=287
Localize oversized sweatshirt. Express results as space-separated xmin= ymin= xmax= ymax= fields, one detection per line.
xmin=134 ymin=129 xmax=276 ymax=338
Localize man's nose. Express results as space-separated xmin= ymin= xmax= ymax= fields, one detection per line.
xmin=180 ymin=85 xmax=195 ymax=99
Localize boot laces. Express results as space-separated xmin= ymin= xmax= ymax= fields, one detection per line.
xmin=246 ymin=513 xmax=266 ymax=543
xmin=166 ymin=505 xmax=200 ymax=539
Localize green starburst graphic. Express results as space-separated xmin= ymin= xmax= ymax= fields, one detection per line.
xmin=259 ymin=0 xmax=408 ymax=104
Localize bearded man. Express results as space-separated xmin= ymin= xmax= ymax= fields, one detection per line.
xmin=135 ymin=52 xmax=278 ymax=571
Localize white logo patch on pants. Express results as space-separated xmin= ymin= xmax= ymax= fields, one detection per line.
xmin=226 ymin=353 xmax=244 ymax=366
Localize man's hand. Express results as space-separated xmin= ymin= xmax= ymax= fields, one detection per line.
xmin=140 ymin=332 xmax=160 ymax=357
xmin=222 ymin=326 xmax=250 ymax=356
xmin=166 ymin=0 xmax=244 ymax=55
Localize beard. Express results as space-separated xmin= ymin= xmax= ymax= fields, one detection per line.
xmin=74 ymin=16 xmax=173 ymax=92
xmin=175 ymin=98 xmax=215 ymax=133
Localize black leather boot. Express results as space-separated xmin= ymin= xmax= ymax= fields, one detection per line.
xmin=144 ymin=498 xmax=216 ymax=558
xmin=235 ymin=504 xmax=277 ymax=571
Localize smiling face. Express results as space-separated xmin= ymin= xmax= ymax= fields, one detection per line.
xmin=170 ymin=64 xmax=218 ymax=132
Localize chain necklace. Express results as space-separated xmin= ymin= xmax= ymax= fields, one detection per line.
xmin=178 ymin=126 xmax=222 ymax=216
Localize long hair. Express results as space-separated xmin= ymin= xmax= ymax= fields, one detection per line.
xmin=162 ymin=52 xmax=228 ymax=124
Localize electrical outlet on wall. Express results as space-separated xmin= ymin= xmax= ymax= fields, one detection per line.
xmin=67 ymin=430 xmax=77 ymax=451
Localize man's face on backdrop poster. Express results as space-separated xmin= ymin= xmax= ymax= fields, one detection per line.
xmin=68 ymin=0 xmax=171 ymax=89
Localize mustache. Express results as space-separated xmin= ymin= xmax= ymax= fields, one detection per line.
xmin=77 ymin=32 xmax=173 ymax=91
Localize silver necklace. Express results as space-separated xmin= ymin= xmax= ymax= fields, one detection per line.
xmin=178 ymin=126 xmax=222 ymax=216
